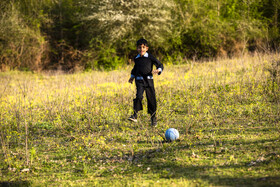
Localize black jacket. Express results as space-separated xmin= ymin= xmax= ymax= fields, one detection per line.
xmin=131 ymin=53 xmax=164 ymax=78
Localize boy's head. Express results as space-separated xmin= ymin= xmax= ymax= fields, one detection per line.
xmin=137 ymin=38 xmax=148 ymax=47
xmin=136 ymin=38 xmax=149 ymax=56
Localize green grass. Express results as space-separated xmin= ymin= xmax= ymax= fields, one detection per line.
xmin=0 ymin=53 xmax=280 ymax=186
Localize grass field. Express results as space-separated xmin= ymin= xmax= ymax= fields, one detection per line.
xmin=0 ymin=53 xmax=280 ymax=186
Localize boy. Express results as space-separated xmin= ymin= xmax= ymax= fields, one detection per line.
xmin=128 ymin=38 xmax=164 ymax=127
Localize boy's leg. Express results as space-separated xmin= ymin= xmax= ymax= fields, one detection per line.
xmin=129 ymin=80 xmax=144 ymax=122
xmin=146 ymin=85 xmax=157 ymax=126
xmin=134 ymin=80 xmax=145 ymax=113
xmin=146 ymin=87 xmax=156 ymax=116
xmin=146 ymin=80 xmax=157 ymax=117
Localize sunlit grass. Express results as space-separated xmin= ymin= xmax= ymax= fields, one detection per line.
xmin=0 ymin=53 xmax=279 ymax=186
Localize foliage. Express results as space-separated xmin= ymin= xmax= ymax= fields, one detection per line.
xmin=0 ymin=1 xmax=47 ymax=71
xmin=0 ymin=0 xmax=279 ymax=71
xmin=0 ymin=53 xmax=279 ymax=185
xmin=173 ymin=0 xmax=270 ymax=58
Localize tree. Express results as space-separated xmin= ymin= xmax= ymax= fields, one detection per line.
xmin=81 ymin=0 xmax=175 ymax=55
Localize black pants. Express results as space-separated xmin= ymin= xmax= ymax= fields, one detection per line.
xmin=133 ymin=79 xmax=157 ymax=116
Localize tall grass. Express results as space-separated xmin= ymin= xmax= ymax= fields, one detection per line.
xmin=0 ymin=53 xmax=279 ymax=186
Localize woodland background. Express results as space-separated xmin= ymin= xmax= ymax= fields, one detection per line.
xmin=1 ymin=1 xmax=280 ymax=185
xmin=0 ymin=0 xmax=279 ymax=71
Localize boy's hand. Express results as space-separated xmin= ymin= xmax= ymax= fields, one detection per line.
xmin=152 ymin=69 xmax=160 ymax=74
xmin=128 ymin=77 xmax=134 ymax=84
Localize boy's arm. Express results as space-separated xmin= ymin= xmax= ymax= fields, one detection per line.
xmin=150 ymin=55 xmax=163 ymax=75
xmin=129 ymin=58 xmax=136 ymax=83
xmin=128 ymin=74 xmax=135 ymax=84
xmin=152 ymin=69 xmax=161 ymax=74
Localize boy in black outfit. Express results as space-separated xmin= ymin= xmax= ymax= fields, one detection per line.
xmin=128 ymin=38 xmax=164 ymax=126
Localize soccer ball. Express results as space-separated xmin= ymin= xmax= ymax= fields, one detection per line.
xmin=165 ymin=128 xmax=179 ymax=141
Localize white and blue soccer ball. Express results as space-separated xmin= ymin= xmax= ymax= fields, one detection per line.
xmin=165 ymin=128 xmax=179 ymax=141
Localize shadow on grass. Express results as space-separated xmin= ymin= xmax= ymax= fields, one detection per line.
xmin=140 ymin=159 xmax=280 ymax=186
xmin=117 ymin=136 xmax=280 ymax=186
xmin=134 ymin=136 xmax=279 ymax=149
xmin=0 ymin=181 xmax=31 ymax=187
xmin=125 ymin=150 xmax=280 ymax=186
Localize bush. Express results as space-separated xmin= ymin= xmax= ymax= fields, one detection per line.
xmin=85 ymin=40 xmax=124 ymax=71
xmin=0 ymin=2 xmax=47 ymax=71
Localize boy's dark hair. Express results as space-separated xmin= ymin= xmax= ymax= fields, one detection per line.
xmin=137 ymin=38 xmax=148 ymax=47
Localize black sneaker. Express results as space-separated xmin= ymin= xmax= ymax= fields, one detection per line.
xmin=128 ymin=114 xmax=137 ymax=122
xmin=151 ymin=116 xmax=157 ymax=127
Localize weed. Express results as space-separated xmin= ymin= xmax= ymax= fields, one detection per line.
xmin=0 ymin=53 xmax=279 ymax=186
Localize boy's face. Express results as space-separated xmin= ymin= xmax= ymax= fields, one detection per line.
xmin=137 ymin=44 xmax=149 ymax=56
